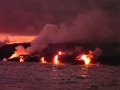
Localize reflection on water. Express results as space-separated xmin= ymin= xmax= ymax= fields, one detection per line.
xmin=0 ymin=62 xmax=120 ymax=90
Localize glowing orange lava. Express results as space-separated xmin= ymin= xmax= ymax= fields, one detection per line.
xmin=76 ymin=54 xmax=92 ymax=65
xmin=2 ymin=58 xmax=7 ymax=62
xmin=53 ymin=55 xmax=60 ymax=64
xmin=19 ymin=56 xmax=24 ymax=63
xmin=40 ymin=57 xmax=47 ymax=64
xmin=53 ymin=51 xmax=64 ymax=64
xmin=9 ymin=53 xmax=19 ymax=59
xmin=81 ymin=54 xmax=91 ymax=65
xmin=58 ymin=51 xmax=64 ymax=55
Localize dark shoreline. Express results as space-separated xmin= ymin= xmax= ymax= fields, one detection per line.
xmin=0 ymin=42 xmax=120 ymax=65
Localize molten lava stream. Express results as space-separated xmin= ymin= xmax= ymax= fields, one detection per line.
xmin=81 ymin=55 xmax=91 ymax=65
xmin=9 ymin=53 xmax=19 ymax=59
xmin=40 ymin=57 xmax=47 ymax=64
xmin=76 ymin=54 xmax=92 ymax=65
xmin=19 ymin=56 xmax=25 ymax=63
xmin=53 ymin=51 xmax=64 ymax=65
xmin=53 ymin=55 xmax=60 ymax=65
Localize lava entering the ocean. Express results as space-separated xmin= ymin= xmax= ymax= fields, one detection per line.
xmin=2 ymin=44 xmax=101 ymax=65
xmin=76 ymin=54 xmax=91 ymax=65
xmin=19 ymin=56 xmax=25 ymax=63
xmin=40 ymin=57 xmax=47 ymax=64
xmin=76 ymin=50 xmax=93 ymax=65
xmin=9 ymin=53 xmax=19 ymax=59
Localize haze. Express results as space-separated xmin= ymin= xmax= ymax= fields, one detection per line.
xmin=0 ymin=0 xmax=119 ymax=43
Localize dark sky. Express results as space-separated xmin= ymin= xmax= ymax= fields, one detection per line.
xmin=0 ymin=0 xmax=120 ymax=35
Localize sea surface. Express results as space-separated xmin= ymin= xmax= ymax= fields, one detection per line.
xmin=0 ymin=62 xmax=120 ymax=90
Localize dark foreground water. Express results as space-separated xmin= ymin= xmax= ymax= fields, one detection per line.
xmin=0 ymin=62 xmax=120 ymax=90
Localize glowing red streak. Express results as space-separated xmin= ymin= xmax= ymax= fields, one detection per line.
xmin=53 ymin=51 xmax=64 ymax=64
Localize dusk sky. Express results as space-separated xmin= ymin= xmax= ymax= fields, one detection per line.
xmin=0 ymin=0 xmax=120 ymax=43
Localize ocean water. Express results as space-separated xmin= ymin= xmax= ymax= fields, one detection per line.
xmin=0 ymin=62 xmax=120 ymax=90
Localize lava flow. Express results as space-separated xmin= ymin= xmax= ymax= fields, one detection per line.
xmin=9 ymin=53 xmax=19 ymax=59
xmin=81 ymin=54 xmax=91 ymax=65
xmin=53 ymin=51 xmax=64 ymax=64
xmin=76 ymin=54 xmax=93 ymax=65
xmin=40 ymin=57 xmax=47 ymax=64
xmin=19 ymin=56 xmax=25 ymax=63
xmin=7 ymin=45 xmax=29 ymax=62
xmin=3 ymin=44 xmax=101 ymax=65
xmin=53 ymin=55 xmax=60 ymax=64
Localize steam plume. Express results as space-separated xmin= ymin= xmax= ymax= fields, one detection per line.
xmin=27 ymin=8 xmax=119 ymax=54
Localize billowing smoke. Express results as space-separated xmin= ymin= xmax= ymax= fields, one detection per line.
xmin=26 ymin=8 xmax=119 ymax=54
